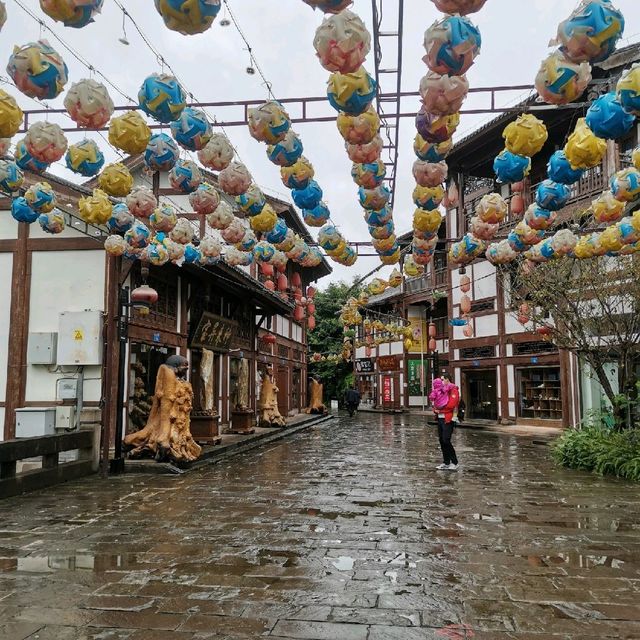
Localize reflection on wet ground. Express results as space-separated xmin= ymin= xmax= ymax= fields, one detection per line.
xmin=0 ymin=414 xmax=639 ymax=639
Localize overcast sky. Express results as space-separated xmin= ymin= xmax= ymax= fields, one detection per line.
xmin=2 ymin=0 xmax=638 ymax=285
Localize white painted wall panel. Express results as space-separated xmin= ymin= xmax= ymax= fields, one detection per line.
xmin=505 ymin=314 xmax=527 ymax=335
xmin=507 ymin=365 xmax=516 ymax=396
xmin=390 ymin=341 xmax=403 ymax=355
xmin=473 ymin=261 xmax=497 ymax=299
xmin=0 ymin=212 xmax=18 ymax=240
xmin=474 ymin=314 xmax=498 ymax=337
xmin=509 ymin=401 xmax=516 ymax=417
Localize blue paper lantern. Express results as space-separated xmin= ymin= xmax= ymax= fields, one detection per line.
xmin=138 ymin=73 xmax=186 ymax=123
xmin=144 ymin=133 xmax=179 ymax=172
xmin=183 ymin=244 xmax=201 ymax=264
xmin=363 ymin=206 xmax=393 ymax=227
xmin=536 ymin=180 xmax=571 ymax=211
xmin=253 ymin=241 xmax=276 ymax=263
xmin=11 ymin=197 xmax=38 ymax=223
xmin=540 ymin=239 xmax=556 ymax=260
xmin=170 ymin=107 xmax=212 ymax=151
xmin=449 ymin=318 xmax=469 ymax=327
xmin=107 ymin=203 xmax=134 ymax=235
xmin=423 ymin=15 xmax=482 ymax=76
xmin=267 ymin=133 xmax=303 ymax=167
xmin=265 ymin=218 xmax=288 ymax=244
xmin=40 ymin=0 xmax=105 ymax=28
xmin=586 ymin=92 xmax=635 ymax=140
xmin=292 ymin=180 xmax=323 ymax=210
xmin=14 ymin=139 xmax=49 ymax=173
xmin=236 ymin=187 xmax=266 ymax=216
xmin=169 ymin=159 xmax=202 ymax=194
xmin=359 ymin=185 xmax=390 ymax=210
xmin=507 ymin=229 xmax=528 ymax=253
xmin=547 ymin=150 xmax=584 ymax=185
xmin=0 ymin=160 xmax=24 ymax=194
xmin=368 ymin=220 xmax=395 ymax=240
xmin=154 ymin=0 xmax=221 ymax=35
xmin=65 ymin=139 xmax=105 ymax=177
xmin=302 ymin=202 xmax=330 ymax=227
xmin=327 ymin=69 xmax=377 ymax=115
xmin=494 ymin=150 xmax=531 ymax=183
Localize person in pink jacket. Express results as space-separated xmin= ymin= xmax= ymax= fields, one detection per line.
xmin=432 ymin=373 xmax=460 ymax=471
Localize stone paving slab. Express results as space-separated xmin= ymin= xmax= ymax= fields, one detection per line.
xmin=0 ymin=414 xmax=639 ymax=639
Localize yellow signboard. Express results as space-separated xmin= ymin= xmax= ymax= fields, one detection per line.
xmin=407 ymin=316 xmax=427 ymax=354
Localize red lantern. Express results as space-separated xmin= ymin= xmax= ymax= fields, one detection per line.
xmin=131 ymin=284 xmax=158 ymax=316
xmin=463 ymin=324 xmax=473 ymax=338
xmin=262 ymin=333 xmax=276 ymax=345
xmin=294 ymin=305 xmax=305 ymax=322
xmin=517 ymin=314 xmax=529 ymax=325
xmin=428 ymin=337 xmax=437 ymax=352
xmin=511 ymin=193 xmax=524 ymax=215
xmin=428 ymin=322 xmax=437 ymax=338
xmin=511 ymin=181 xmax=524 ymax=193
xmin=307 ymin=302 xmax=316 ymax=315
xmin=259 ymin=262 xmax=274 ymax=277
xmin=307 ymin=315 xmax=316 ymax=331
xmin=294 ymin=289 xmax=302 ymax=302
xmin=307 ymin=285 xmax=316 ymax=299
xmin=518 ymin=302 xmax=530 ymax=325
xmin=537 ymin=325 xmax=552 ymax=336
xmin=277 ymin=273 xmax=288 ymax=292
xmin=291 ymin=272 xmax=302 ymax=288
xmin=264 ymin=279 xmax=275 ymax=291
xmin=460 ymin=294 xmax=471 ymax=315
xmin=460 ymin=275 xmax=471 ymax=293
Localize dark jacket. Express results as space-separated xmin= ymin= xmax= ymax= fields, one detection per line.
xmin=345 ymin=388 xmax=361 ymax=405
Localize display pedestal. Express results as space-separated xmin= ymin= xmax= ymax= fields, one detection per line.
xmin=230 ymin=409 xmax=255 ymax=434
xmin=190 ymin=412 xmax=221 ymax=445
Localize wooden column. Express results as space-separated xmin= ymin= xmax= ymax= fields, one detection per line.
xmin=496 ymin=270 xmax=510 ymax=422
xmin=4 ymin=223 xmax=31 ymax=440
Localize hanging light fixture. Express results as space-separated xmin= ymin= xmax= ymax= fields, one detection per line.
xmin=118 ymin=9 xmax=130 ymax=45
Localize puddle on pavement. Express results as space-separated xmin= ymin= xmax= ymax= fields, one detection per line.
xmin=1 ymin=553 xmax=136 ymax=573
xmin=522 ymin=553 xmax=627 ymax=569
xmin=302 ymin=508 xmax=359 ymax=519
xmin=331 ymin=556 xmax=355 ymax=571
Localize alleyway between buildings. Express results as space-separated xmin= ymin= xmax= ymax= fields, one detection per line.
xmin=0 ymin=415 xmax=639 ymax=639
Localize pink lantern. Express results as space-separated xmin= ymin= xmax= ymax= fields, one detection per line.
xmin=460 ymin=295 xmax=472 ymax=315
xmin=428 ymin=338 xmax=437 ymax=352
xmin=511 ymin=193 xmax=525 ymax=216
xmin=294 ymin=305 xmax=305 ymax=322
xmin=260 ymin=262 xmax=274 ymax=277
xmin=460 ymin=275 xmax=471 ymax=293
xmin=291 ymin=272 xmax=302 ymax=288
xmin=307 ymin=301 xmax=316 ymax=315
xmin=307 ymin=285 xmax=317 ymax=299
xmin=264 ymin=279 xmax=275 ymax=291
xmin=277 ymin=273 xmax=288 ymax=292
xmin=308 ymin=315 xmax=316 ymax=331
xmin=428 ymin=322 xmax=437 ymax=338
xmin=463 ymin=324 xmax=474 ymax=338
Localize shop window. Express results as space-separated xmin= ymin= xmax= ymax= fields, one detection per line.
xmin=518 ymin=367 xmax=562 ymax=420
xmin=460 ymin=345 xmax=496 ymax=360
xmin=513 ymin=341 xmax=558 ymax=355
xmin=470 ymin=299 xmax=494 ymax=313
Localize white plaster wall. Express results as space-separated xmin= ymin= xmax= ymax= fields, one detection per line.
xmin=450 ymin=269 xmax=462 ymax=306
xmin=0 ymin=408 xmax=4 ymax=439
xmin=25 ymin=250 xmax=105 ymax=404
xmin=378 ymin=343 xmax=390 ymax=357
xmin=473 ymin=261 xmax=497 ymax=299
xmin=505 ymin=314 xmax=527 ymax=335
xmin=507 ymin=365 xmax=516 ymax=397
xmin=390 ymin=341 xmax=403 ymax=355
xmin=506 ymin=344 xmax=513 ymax=357
xmin=474 ymin=314 xmax=499 ymax=338
xmin=0 ymin=212 xmax=18 ymax=240
xmin=355 ymin=346 xmax=367 ymax=359
xmin=509 ymin=401 xmax=516 ymax=417
xmin=0 ymin=253 xmax=12 ymax=406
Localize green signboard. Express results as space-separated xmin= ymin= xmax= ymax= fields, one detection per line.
xmin=408 ymin=359 xmax=428 ymax=397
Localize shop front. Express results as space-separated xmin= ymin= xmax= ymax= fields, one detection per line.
xmin=462 ymin=367 xmax=498 ymax=421
xmin=378 ymin=355 xmax=402 ymax=411
xmin=355 ymin=357 xmax=376 ymax=408
xmin=517 ymin=366 xmax=563 ymax=422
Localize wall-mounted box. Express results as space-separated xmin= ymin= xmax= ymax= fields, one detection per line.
xmin=57 ymin=311 xmax=103 ymax=366
xmin=55 ymin=406 xmax=75 ymax=431
xmin=56 ymin=378 xmax=78 ymax=401
xmin=27 ymin=332 xmax=58 ymax=365
xmin=15 ymin=408 xmax=56 ymax=438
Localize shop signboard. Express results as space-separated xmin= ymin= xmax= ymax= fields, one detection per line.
xmin=190 ymin=312 xmax=236 ymax=352
xmin=355 ymin=358 xmax=374 ymax=374
xmin=408 ymin=359 xmax=427 ymax=396
xmin=382 ymin=376 xmax=392 ymax=404
xmin=378 ymin=355 xmax=400 ymax=371
xmin=407 ymin=315 xmax=427 ymax=354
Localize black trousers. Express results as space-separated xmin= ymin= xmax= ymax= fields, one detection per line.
xmin=437 ymin=417 xmax=458 ymax=465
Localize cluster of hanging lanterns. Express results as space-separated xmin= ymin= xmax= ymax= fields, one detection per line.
xmin=308 ymin=3 xmax=397 ymax=265
xmin=408 ymin=1 xmax=484 ymax=271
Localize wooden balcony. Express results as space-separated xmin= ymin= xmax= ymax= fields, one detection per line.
xmin=404 ymin=268 xmax=448 ymax=303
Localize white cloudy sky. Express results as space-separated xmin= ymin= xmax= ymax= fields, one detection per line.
xmin=2 ymin=0 xmax=638 ymax=284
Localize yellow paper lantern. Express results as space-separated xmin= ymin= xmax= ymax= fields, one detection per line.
xmin=592 ymin=190 xmax=625 ymax=224
xmin=108 ymin=110 xmax=151 ymax=155
xmin=564 ymin=118 xmax=606 ymax=170
xmin=249 ymin=204 xmax=278 ymax=233
xmin=98 ymin=163 xmax=133 ymax=197
xmin=413 ymin=208 xmax=442 ymax=234
xmin=79 ymin=188 xmax=113 ymax=225
xmin=0 ymin=89 xmax=23 ymax=138
xmin=336 ymin=106 xmax=380 ymax=145
xmin=503 ymin=114 xmax=548 ymax=157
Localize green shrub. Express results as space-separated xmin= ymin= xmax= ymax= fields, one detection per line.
xmin=552 ymin=424 xmax=640 ymax=481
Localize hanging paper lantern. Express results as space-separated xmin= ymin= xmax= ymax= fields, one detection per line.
xmin=248 ymin=101 xmax=291 ymax=145
xmin=39 ymin=0 xmax=104 ymax=28
xmin=25 ymin=181 xmax=56 ymax=213
xmin=485 ymin=240 xmax=517 ymax=265
xmin=0 ymin=89 xmax=23 ymax=138
xmin=108 ymin=110 xmax=151 ymax=155
xmin=63 ymin=78 xmax=113 ymax=129
xmin=254 ymin=241 xmax=276 ymax=263
xmin=125 ymin=221 xmax=152 ymax=249
xmin=413 ymin=184 xmax=445 ymax=210
xmin=430 ymin=0 xmax=486 ymax=13
xmin=586 ymin=92 xmax=635 ymax=140
xmin=292 ymin=180 xmax=323 ymax=210
xmin=144 ymin=241 xmax=169 ymax=266
xmin=469 ymin=216 xmax=498 ymax=241
xmin=547 ymin=150 xmax=584 ymax=185
xmin=98 ymin=162 xmax=133 ymax=197
xmin=359 ymin=185 xmax=390 ymax=211
xmin=169 ymin=107 xmax=212 ymax=152
xmin=592 ymin=190 xmax=625 ymax=223
xmin=369 ymin=220 xmax=395 ymax=240
xmin=236 ymin=228 xmax=257 ymax=252
xmin=38 ymin=211 xmax=65 ymax=234
xmin=494 ymin=150 xmax=531 ymax=183
xmin=78 ymin=188 xmax=112 ymax=224
xmin=363 ymin=205 xmax=392 ymax=226
xmin=556 ymin=0 xmax=625 ymax=64
xmin=419 ymin=72 xmax=469 ymax=116
xmin=313 ymin=10 xmax=370 ymax=74
xmin=11 ymin=197 xmax=38 ymax=224
xmin=154 ymin=0 xmax=221 ymax=35
xmin=318 ymin=224 xmax=343 ymax=251
xmin=206 ymin=200 xmax=234 ymax=230
xmin=476 ymin=193 xmax=507 ymax=224
xmin=508 ymin=222 xmax=544 ymax=252
xmin=65 ymin=139 xmax=104 ymax=177
xmin=189 ymin=182 xmax=220 ymax=216
xmin=265 ymin=217 xmax=288 ymax=244
xmin=223 ymin=246 xmax=251 ymax=267
xmin=412 ymin=160 xmax=448 ymax=188
xmin=249 ymin=204 xmax=278 ymax=233
xmin=303 ymin=202 xmax=331 ymax=227
xmin=633 ymin=147 xmax=640 ymax=171
xmin=413 ymin=208 xmax=442 ymax=234
xmin=327 ymin=68 xmax=377 ymax=115
xmin=219 ymin=161 xmax=252 ymax=196
xmin=415 ymin=108 xmax=460 ymax=144
xmin=220 ymin=218 xmax=246 ymax=244
xmin=126 ymin=186 xmax=156 ymax=220
xmin=197 ymin=133 xmax=234 ymax=171
xmin=460 ymin=275 xmax=471 ymax=293
xmin=169 ymin=159 xmax=202 ymax=194
xmin=535 ymin=52 xmax=592 ymax=105
xmin=599 ymin=224 xmax=624 ymax=253
xmin=503 ymin=114 xmax=548 ymax=157
xmin=267 ymin=131 xmax=303 ymax=167
xmin=271 ymin=250 xmax=288 ymax=273
xmin=169 ymin=217 xmax=194 ymax=245
xmin=236 ymin=184 xmax=266 ymax=216
xmin=181 ymin=243 xmax=200 ymax=264
xmin=510 ymin=192 xmax=525 ymax=216
xmin=149 ymin=204 xmax=178 ymax=233
xmin=24 ymin=121 xmax=67 ymax=163
xmin=0 ymin=159 xmax=23 ymax=194
xmin=460 ymin=295 xmax=472 ymax=315
xmin=104 ymin=234 xmax=128 ymax=257
xmin=346 ymin=135 xmax=383 ymax=164
xmin=524 ymin=204 xmax=557 ymax=231
xmin=14 ymin=139 xmax=49 ymax=173
xmin=564 ymin=118 xmax=606 ymax=170
xmin=0 ymin=2 xmax=6 ymax=30
xmin=404 ymin=255 xmax=424 ymax=277
xmin=336 ymin=106 xmax=380 ymax=145
xmin=618 ymin=216 xmax=640 ymax=245
xmin=0 ymin=138 xmax=11 ymax=156
xmin=413 ymin=135 xmax=452 ymax=163
xmin=303 ymin=0 xmax=353 ymax=12
xmin=617 ymin=63 xmax=640 ymax=117
xmin=281 ymin=157 xmax=315 ymax=190
xmin=351 ymin=160 xmax=386 ymax=189
xmin=551 ymin=228 xmax=578 ymax=256
xmin=423 ymin=16 xmax=481 ymax=76
xmin=535 ymin=180 xmax=571 ymax=211
xmin=7 ymin=40 xmax=68 ymax=100
xmin=611 ymin=168 xmax=640 ymax=203
xmin=138 ymin=73 xmax=186 ymax=123
xmin=107 ymin=203 xmax=134 ymax=235
xmin=144 ymin=133 xmax=179 ymax=172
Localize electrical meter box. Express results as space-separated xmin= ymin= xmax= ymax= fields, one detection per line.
xmin=56 ymin=378 xmax=78 ymax=401
xmin=27 ymin=332 xmax=58 ymax=365
xmin=57 ymin=311 xmax=103 ymax=366
xmin=15 ymin=408 xmax=56 ymax=437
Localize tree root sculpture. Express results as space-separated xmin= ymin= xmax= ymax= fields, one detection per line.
xmin=257 ymin=370 xmax=286 ymax=428
xmin=123 ymin=364 xmax=202 ymax=462
xmin=305 ymin=378 xmax=327 ymax=415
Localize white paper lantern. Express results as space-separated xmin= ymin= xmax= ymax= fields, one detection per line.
xmin=64 ymin=78 xmax=114 ymax=129
xmin=419 ymin=72 xmax=469 ymax=116
xmin=24 ymin=121 xmax=67 ymax=163
xmin=197 ymin=132 xmax=234 ymax=171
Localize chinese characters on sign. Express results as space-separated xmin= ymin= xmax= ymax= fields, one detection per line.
xmin=378 ymin=355 xmax=400 ymax=372
xmin=382 ymin=376 xmax=393 ymax=404
xmin=190 ymin=312 xmax=236 ymax=352
xmin=355 ymin=358 xmax=374 ymax=374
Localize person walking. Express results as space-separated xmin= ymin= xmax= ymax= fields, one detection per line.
xmin=431 ymin=372 xmax=460 ymax=471
xmin=345 ymin=384 xmax=361 ymax=417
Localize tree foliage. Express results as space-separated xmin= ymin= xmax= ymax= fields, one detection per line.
xmin=501 ymin=255 xmax=640 ymax=427
xmin=308 ymin=277 xmax=361 ymax=403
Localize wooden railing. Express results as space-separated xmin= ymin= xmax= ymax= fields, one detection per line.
xmin=0 ymin=427 xmax=100 ymax=499
xmin=405 ymin=268 xmax=448 ymax=296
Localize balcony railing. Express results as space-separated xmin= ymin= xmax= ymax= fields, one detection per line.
xmin=405 ymin=268 xmax=448 ymax=296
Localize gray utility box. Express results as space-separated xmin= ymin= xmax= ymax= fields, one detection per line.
xmin=15 ymin=408 xmax=57 ymax=438
xmin=27 ymin=333 xmax=58 ymax=365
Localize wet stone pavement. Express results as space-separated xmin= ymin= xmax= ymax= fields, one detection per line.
xmin=0 ymin=415 xmax=639 ymax=640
